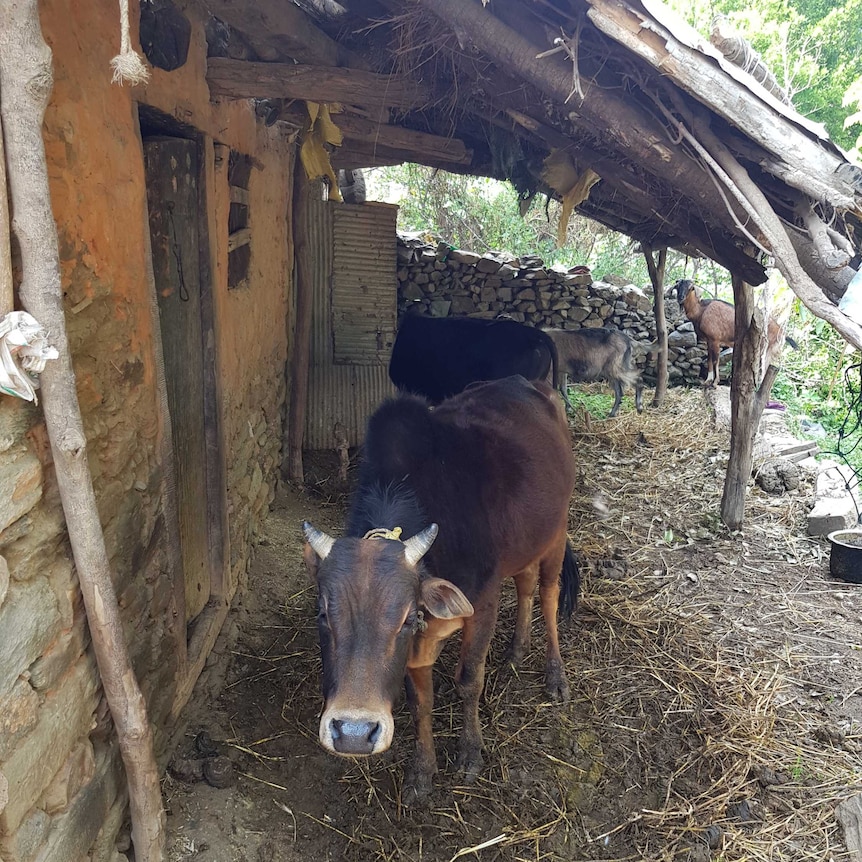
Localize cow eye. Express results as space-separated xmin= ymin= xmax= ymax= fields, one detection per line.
xmin=401 ymin=610 xmax=418 ymax=633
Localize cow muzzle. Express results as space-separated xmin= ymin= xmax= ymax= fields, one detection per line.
xmin=319 ymin=705 xmax=394 ymax=757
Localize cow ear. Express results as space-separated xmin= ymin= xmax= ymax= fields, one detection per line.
xmin=420 ymin=578 xmax=474 ymax=620
xmin=303 ymin=542 xmax=320 ymax=581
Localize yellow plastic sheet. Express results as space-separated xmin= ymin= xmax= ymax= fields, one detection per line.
xmin=299 ymin=102 xmax=344 ymax=201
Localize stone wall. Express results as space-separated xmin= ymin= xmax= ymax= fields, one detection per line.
xmin=397 ymin=236 xmax=710 ymax=386
xmin=0 ymin=1 xmax=294 ymax=860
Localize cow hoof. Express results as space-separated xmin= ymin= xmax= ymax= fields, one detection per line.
xmin=545 ymin=666 xmax=570 ymax=704
xmin=455 ymin=748 xmax=484 ymax=783
xmin=504 ymin=642 xmax=528 ymax=667
xmin=402 ymin=771 xmax=434 ymax=806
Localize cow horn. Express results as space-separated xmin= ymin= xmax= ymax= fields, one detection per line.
xmin=403 ymin=524 xmax=438 ymax=566
xmin=303 ymin=522 xmax=335 ymax=559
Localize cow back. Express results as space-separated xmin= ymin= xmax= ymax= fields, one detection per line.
xmin=349 ymin=376 xmax=574 ymax=599
xmin=388 ymin=315 xmax=557 ymax=403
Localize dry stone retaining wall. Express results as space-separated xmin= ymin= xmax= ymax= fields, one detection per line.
xmin=396 ymin=236 xmax=711 ymax=386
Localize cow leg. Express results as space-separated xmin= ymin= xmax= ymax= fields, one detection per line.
xmin=454 ymin=589 xmax=500 ymax=782
xmin=404 ymin=631 xmax=449 ymax=804
xmin=608 ymin=380 xmax=624 ymax=417
xmin=506 ymin=564 xmax=539 ymax=665
xmin=404 ymin=664 xmax=437 ymax=804
xmin=539 ymin=546 xmax=570 ymax=703
xmin=635 ymin=381 xmax=644 ymax=413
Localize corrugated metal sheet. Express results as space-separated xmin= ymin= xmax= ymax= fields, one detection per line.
xmin=331 ymin=204 xmax=398 ymax=364
xmin=305 ymin=200 xmax=397 ymax=450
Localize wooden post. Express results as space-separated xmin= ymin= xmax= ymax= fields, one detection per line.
xmin=720 ymin=273 xmax=778 ymax=530
xmin=286 ymin=158 xmax=314 ymax=483
xmin=0 ymin=103 xmax=13 ymax=317
xmin=643 ymin=245 xmax=668 ymax=407
xmin=0 ymin=3 xmax=166 ymax=860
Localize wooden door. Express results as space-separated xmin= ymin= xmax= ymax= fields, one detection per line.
xmin=144 ymin=138 xmax=210 ymax=622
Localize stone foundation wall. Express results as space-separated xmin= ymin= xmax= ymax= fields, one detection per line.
xmin=397 ymin=237 xmax=710 ymax=386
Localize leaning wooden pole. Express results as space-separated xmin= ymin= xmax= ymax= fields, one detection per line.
xmin=286 ymin=157 xmax=314 ymax=483
xmin=0 ymin=98 xmax=13 ymax=317
xmin=720 ymin=273 xmax=778 ymax=530
xmin=0 ymin=4 xmax=166 ymax=860
xmin=643 ymin=245 xmax=668 ymax=407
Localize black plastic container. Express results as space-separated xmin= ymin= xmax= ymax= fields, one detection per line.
xmin=827 ymin=529 xmax=862 ymax=584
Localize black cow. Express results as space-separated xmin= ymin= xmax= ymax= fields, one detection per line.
xmin=388 ymin=314 xmax=558 ymax=403
xmin=302 ymin=376 xmax=578 ymax=802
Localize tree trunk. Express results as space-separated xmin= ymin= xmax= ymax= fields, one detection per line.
xmin=720 ymin=273 xmax=778 ymax=530
xmin=0 ymin=3 xmax=165 ymax=859
xmin=286 ymin=160 xmax=314 ymax=484
xmin=643 ymin=245 xmax=668 ymax=407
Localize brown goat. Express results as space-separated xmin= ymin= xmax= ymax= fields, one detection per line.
xmin=542 ymin=327 xmax=644 ymax=417
xmin=674 ymin=280 xmax=794 ymax=387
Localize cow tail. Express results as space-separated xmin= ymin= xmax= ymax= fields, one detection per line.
xmin=548 ymin=337 xmax=560 ymax=389
xmin=559 ymin=539 xmax=580 ymax=619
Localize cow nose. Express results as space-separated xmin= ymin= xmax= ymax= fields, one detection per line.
xmin=330 ymin=719 xmax=382 ymax=755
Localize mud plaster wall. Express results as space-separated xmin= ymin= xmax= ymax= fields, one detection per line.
xmin=0 ymin=1 xmax=293 ymax=860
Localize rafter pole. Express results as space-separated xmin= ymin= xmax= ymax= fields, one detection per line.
xmin=413 ymin=0 xmax=757 ymax=255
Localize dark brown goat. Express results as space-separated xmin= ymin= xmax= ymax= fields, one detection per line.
xmin=542 ymin=327 xmax=644 ymax=417
xmin=674 ymin=280 xmax=794 ymax=386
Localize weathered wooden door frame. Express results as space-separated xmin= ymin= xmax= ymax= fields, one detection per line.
xmin=136 ymin=107 xmax=230 ymax=719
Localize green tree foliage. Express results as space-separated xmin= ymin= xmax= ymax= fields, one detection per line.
xmin=665 ymin=0 xmax=862 ymax=151
xmin=367 ymin=164 xmax=702 ymax=287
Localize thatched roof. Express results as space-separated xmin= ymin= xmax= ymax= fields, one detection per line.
xmin=203 ymin=0 xmax=862 ymax=348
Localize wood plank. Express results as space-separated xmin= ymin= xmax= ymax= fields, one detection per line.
xmin=227 ymin=227 xmax=251 ymax=252
xmin=207 ymin=58 xmax=429 ymax=109
xmin=204 ymin=0 xmax=362 ymax=67
xmin=144 ymin=139 xmax=211 ymax=622
xmin=331 ymin=139 xmax=476 ymax=174
xmin=229 ymin=185 xmax=249 ymax=205
xmin=332 ymin=113 xmax=472 ymax=165
xmin=170 ymin=598 xmax=231 ymax=721
xmin=585 ymin=0 xmax=862 ymax=210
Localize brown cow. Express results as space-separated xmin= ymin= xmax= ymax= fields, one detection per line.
xmin=303 ymin=376 xmax=578 ymax=802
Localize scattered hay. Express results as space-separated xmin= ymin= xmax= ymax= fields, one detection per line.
xmin=231 ymin=387 xmax=861 ymax=861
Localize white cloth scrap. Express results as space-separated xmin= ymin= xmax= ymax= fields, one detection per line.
xmin=0 ymin=311 xmax=59 ymax=403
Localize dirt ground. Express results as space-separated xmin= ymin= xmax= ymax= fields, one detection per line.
xmin=164 ymin=388 xmax=862 ymax=862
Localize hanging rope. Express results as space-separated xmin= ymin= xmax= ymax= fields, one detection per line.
xmin=110 ymin=0 xmax=149 ymax=86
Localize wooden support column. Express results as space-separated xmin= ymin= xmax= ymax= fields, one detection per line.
xmin=643 ymin=245 xmax=668 ymax=407
xmin=0 ymin=3 xmax=166 ymax=859
xmin=286 ymin=159 xmax=314 ymax=484
xmin=720 ymin=273 xmax=778 ymax=530
xmin=0 ymin=104 xmax=12 ymax=317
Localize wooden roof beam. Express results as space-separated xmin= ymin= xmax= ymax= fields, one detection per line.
xmin=207 ymin=59 xmax=430 ymax=109
xmin=204 ymin=0 xmax=363 ymax=67
xmin=331 ymin=139 xmax=475 ymax=173
xmin=414 ymin=0 xmax=764 ymax=257
xmin=333 ymin=113 xmax=472 ymax=165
